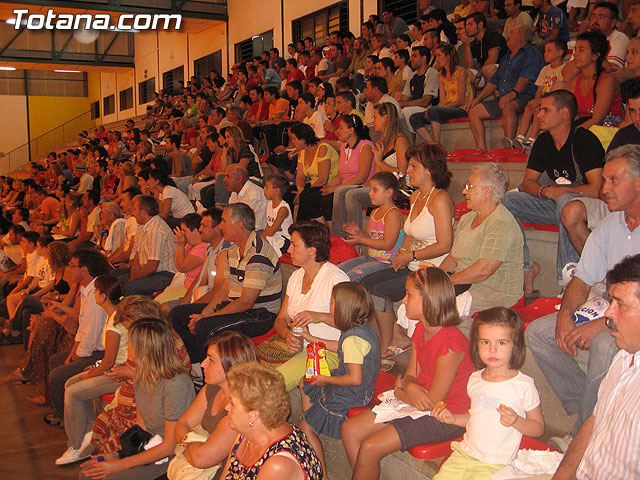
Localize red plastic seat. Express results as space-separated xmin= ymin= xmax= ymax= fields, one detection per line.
xmin=408 ymin=438 xmax=463 ymax=460
xmin=258 ymin=154 xmax=268 ymax=163
xmin=521 ymin=222 xmax=560 ymax=233
xmin=251 ymin=327 xmax=276 ymax=346
xmin=447 ymin=149 xmax=483 ymax=162
xmin=454 ymin=201 xmax=470 ymax=221
xmin=512 ymin=297 xmax=561 ymax=330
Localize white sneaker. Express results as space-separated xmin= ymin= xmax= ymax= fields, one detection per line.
xmin=549 ymin=434 xmax=573 ymax=453
xmin=55 ymin=442 xmax=93 ymax=465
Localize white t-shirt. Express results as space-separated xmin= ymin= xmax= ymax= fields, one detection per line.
xmin=122 ymin=216 xmax=138 ymax=252
xmin=607 ymin=30 xmax=629 ymax=70
xmin=285 ymin=262 xmax=349 ymax=342
xmin=161 ymin=185 xmax=196 ymax=218
xmin=229 ymin=181 xmax=267 ymax=231
xmin=461 ymin=370 xmax=541 ymax=465
xmin=535 ymin=63 xmax=564 ymax=93
xmin=303 ymin=110 xmax=327 ymax=139
xmin=395 ymin=64 xmax=414 ymax=82
xmin=104 ymin=217 xmax=126 ymax=253
xmin=265 ymin=200 xmax=292 ymax=256
xmin=35 ymin=256 xmax=53 ymax=288
xmin=26 ymin=251 xmax=39 ymax=278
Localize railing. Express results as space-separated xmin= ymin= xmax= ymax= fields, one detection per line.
xmin=0 ymin=110 xmax=94 ymax=175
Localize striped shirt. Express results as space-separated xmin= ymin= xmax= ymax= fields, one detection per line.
xmin=577 ymin=349 xmax=640 ymax=479
xmin=75 ymin=278 xmax=107 ymax=357
xmin=137 ymin=215 xmax=176 ymax=274
xmin=225 ymin=231 xmax=282 ymax=314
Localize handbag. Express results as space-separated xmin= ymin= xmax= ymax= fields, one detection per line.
xmin=118 ymin=424 xmax=152 ymax=459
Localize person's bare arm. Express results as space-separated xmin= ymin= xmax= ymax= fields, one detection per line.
xmin=579 ymin=74 xmax=617 ymax=129
xmin=553 ymin=415 xmax=595 ymax=479
xmin=540 ymin=168 xmax=603 ymax=201
xmin=130 ymin=259 xmax=159 ymax=281
xmin=450 ymin=258 xmax=503 ymax=284
xmin=484 ymin=46 xmax=501 ymax=67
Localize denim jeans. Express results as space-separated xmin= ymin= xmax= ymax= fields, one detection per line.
xmin=64 ymin=372 xmax=122 ymax=448
xmin=330 ymin=185 xmax=363 ymax=237
xmin=502 ymin=191 xmax=584 ymax=280
xmin=338 ymin=256 xmax=389 ymax=282
xmin=344 ymin=187 xmax=373 ymax=235
xmin=49 ymin=350 xmax=104 ymax=418
xmin=525 ymin=313 xmax=618 ymax=436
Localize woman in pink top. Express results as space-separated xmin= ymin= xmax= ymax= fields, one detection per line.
xmin=319 ymin=114 xmax=375 ymax=232
xmin=155 ymin=213 xmax=208 ymax=310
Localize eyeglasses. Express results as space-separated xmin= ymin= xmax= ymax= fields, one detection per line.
xmin=464 ymin=183 xmax=477 ymax=191
xmin=593 ymin=14 xmax=614 ymax=20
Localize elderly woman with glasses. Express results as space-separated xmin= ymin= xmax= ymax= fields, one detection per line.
xmin=438 ymin=163 xmax=524 ymax=315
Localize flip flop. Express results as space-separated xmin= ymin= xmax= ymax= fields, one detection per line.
xmin=382 ymin=345 xmax=411 ymax=360
xmin=380 ymin=359 xmax=395 ymax=372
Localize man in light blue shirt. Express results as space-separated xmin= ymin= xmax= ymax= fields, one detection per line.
xmin=526 ymin=145 xmax=640 ymax=450
xmin=259 ymin=60 xmax=283 ymax=86
xmin=468 ymin=24 xmax=544 ymax=151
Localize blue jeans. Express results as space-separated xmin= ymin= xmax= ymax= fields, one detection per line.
xmin=525 ymin=314 xmax=618 ymax=436
xmin=502 ymin=191 xmax=583 ymax=280
xmin=344 ymin=187 xmax=373 ymax=235
xmin=338 ymin=256 xmax=389 ymax=282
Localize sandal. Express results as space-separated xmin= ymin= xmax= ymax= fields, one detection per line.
xmin=382 ymin=345 xmax=411 ymax=360
xmin=380 ymin=359 xmax=395 ymax=372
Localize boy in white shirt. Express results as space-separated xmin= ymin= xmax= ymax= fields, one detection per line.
xmin=261 ymin=174 xmax=293 ymax=257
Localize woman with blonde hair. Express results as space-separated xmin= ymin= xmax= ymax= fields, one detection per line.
xmin=89 ymin=296 xmax=191 ymax=455
xmin=343 ymin=102 xmax=409 ymax=234
xmin=51 ymin=193 xmax=83 ymax=239
xmin=219 ymin=361 xmax=323 ymax=480
xmin=81 ymin=318 xmax=195 ymax=480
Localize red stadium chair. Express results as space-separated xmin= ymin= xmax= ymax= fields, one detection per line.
xmin=512 ymin=297 xmax=561 ymax=330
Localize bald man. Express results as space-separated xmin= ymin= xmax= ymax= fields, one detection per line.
xmin=223 ymin=164 xmax=267 ymax=231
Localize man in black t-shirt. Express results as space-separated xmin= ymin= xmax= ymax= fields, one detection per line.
xmin=502 ymin=90 xmax=605 ymax=293
xmin=464 ymin=13 xmax=507 ymax=88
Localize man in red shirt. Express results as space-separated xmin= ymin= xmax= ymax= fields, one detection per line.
xmin=248 ymin=86 xmax=270 ymax=125
xmin=285 ymin=58 xmax=306 ymax=85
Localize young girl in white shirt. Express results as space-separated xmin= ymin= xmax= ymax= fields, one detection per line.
xmin=261 ymin=174 xmax=292 ymax=256
xmin=432 ymin=307 xmax=545 ymax=479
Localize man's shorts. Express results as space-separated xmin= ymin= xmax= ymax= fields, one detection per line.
xmin=482 ymin=93 xmax=535 ymax=119
xmin=572 ymin=197 xmax=611 ymax=230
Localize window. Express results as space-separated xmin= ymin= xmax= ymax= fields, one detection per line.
xmin=90 ymin=101 xmax=100 ymax=120
xmin=119 ymin=87 xmax=133 ymax=111
xmin=138 ymin=77 xmax=155 ymax=105
xmin=103 ymin=94 xmax=115 ymax=116
xmin=379 ymin=0 xmax=421 ymax=27
xmin=235 ymin=30 xmax=273 ymax=65
xmin=194 ymin=50 xmax=222 ymax=83
xmin=162 ymin=66 xmax=184 ymax=94
xmin=292 ymin=2 xmax=348 ymax=47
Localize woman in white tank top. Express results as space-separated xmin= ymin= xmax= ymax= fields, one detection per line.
xmin=360 ymin=143 xmax=454 ymax=357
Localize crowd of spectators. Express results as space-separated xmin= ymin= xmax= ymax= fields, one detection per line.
xmin=2 ymin=1 xmax=640 ymax=479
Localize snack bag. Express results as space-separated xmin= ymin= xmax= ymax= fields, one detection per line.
xmin=305 ymin=342 xmax=331 ymax=382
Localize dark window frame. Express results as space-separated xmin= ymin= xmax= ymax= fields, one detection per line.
xmin=138 ymin=77 xmax=155 ymax=105
xmin=292 ymin=2 xmax=349 ymax=47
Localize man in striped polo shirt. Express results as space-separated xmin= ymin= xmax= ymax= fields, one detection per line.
xmin=116 ymin=195 xmax=176 ymax=295
xmin=554 ymin=254 xmax=640 ymax=479
xmin=171 ymin=202 xmax=282 ymax=366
